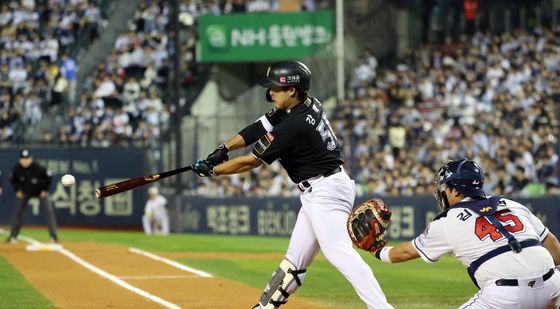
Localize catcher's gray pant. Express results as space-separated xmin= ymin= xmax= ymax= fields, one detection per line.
xmin=285 ymin=170 xmax=393 ymax=309
xmin=9 ymin=195 xmax=58 ymax=240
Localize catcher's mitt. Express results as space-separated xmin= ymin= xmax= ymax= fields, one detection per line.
xmin=347 ymin=198 xmax=392 ymax=252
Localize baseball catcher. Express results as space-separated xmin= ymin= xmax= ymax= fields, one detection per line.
xmin=347 ymin=198 xmax=392 ymax=253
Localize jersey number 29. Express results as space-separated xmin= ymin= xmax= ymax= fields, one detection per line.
xmin=474 ymin=209 xmax=524 ymax=241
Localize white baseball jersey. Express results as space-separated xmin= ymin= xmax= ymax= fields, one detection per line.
xmin=142 ymin=195 xmax=169 ymax=235
xmin=413 ymin=196 xmax=560 ymax=308
xmin=145 ymin=195 xmax=168 ymax=220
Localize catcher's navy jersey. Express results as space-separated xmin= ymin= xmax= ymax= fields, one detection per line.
xmin=251 ymin=97 xmax=343 ymax=183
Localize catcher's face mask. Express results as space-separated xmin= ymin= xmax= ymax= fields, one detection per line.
xmin=434 ymin=160 xmax=453 ymax=212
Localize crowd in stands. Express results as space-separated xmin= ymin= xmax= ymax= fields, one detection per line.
xmin=0 ymin=0 xmax=101 ymax=142
xmin=198 ymin=27 xmax=560 ymax=198
xmin=3 ymin=0 xmax=557 ymax=197
xmin=55 ymin=0 xmax=173 ymax=147
xmin=336 ymin=27 xmax=560 ymax=198
xmin=55 ymin=0 xmax=325 ymax=147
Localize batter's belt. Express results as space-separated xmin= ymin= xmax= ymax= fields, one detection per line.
xmin=298 ymin=166 xmax=342 ymax=192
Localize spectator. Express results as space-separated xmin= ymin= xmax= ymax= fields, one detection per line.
xmin=60 ymin=53 xmax=78 ymax=104
xmin=51 ymin=72 xmax=68 ymax=108
xmin=509 ymin=165 xmax=530 ymax=196
xmin=463 ymin=0 xmax=478 ymax=35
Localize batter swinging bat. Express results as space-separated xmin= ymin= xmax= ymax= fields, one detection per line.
xmin=95 ymin=165 xmax=193 ymax=199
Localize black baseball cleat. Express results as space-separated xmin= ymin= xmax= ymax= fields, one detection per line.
xmin=5 ymin=236 xmax=17 ymax=244
xmin=50 ymin=236 xmax=59 ymax=244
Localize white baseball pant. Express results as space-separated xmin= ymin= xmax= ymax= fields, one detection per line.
xmin=460 ymin=268 xmax=560 ymax=309
xmin=285 ymin=171 xmax=393 ymax=309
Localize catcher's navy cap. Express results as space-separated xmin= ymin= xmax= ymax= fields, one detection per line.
xmin=19 ymin=149 xmax=31 ymax=158
xmin=439 ymin=159 xmax=485 ymax=197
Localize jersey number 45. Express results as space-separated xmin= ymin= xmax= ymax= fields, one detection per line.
xmin=474 ymin=209 xmax=525 ymax=241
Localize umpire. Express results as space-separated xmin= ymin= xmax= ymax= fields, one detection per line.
xmin=6 ymin=149 xmax=58 ymax=243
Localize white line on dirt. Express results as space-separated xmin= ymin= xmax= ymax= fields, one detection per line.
xmin=0 ymin=229 xmax=40 ymax=245
xmin=18 ymin=235 xmax=41 ymax=245
xmin=129 ymin=247 xmax=213 ymax=278
xmin=118 ymin=275 xmax=198 ymax=280
xmin=1 ymin=230 xmax=182 ymax=309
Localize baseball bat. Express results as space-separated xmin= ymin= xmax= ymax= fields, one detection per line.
xmin=95 ymin=165 xmax=193 ymax=199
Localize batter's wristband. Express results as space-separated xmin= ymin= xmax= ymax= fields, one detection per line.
xmin=376 ymin=246 xmax=393 ymax=263
xmin=218 ymin=143 xmax=229 ymax=152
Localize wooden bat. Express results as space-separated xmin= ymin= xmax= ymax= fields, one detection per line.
xmin=95 ymin=165 xmax=193 ymax=199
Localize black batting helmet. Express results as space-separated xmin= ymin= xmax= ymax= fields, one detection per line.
xmin=434 ymin=159 xmax=486 ymax=211
xmin=259 ymin=61 xmax=311 ymax=102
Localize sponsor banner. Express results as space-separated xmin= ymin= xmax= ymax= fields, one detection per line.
xmin=0 ymin=148 xmax=150 ymax=226
xmin=198 ymin=11 xmax=334 ymax=62
xmin=173 ymin=196 xmax=560 ymax=240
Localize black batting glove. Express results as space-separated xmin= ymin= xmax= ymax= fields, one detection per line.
xmin=193 ymin=159 xmax=217 ymax=177
xmin=206 ymin=144 xmax=229 ymax=166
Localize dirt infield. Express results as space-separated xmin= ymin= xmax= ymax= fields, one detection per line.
xmin=0 ymin=241 xmax=331 ymax=309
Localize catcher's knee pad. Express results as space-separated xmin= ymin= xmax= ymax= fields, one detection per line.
xmin=256 ymin=259 xmax=306 ymax=308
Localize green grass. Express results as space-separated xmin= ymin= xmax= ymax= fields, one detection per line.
xmin=0 ymin=256 xmax=57 ymax=309
xmin=1 ymin=228 xmax=478 ymax=309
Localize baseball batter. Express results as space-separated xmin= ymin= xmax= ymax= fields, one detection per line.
xmin=375 ymin=159 xmax=560 ymax=308
xmin=193 ymin=61 xmax=393 ymax=308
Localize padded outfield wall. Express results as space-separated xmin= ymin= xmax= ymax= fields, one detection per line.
xmin=171 ymin=196 xmax=559 ymax=241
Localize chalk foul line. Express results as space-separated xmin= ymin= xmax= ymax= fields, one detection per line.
xmin=0 ymin=230 xmax=181 ymax=309
xmin=128 ymin=247 xmax=213 ymax=278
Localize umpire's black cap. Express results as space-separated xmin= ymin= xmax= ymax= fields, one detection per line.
xmin=20 ymin=149 xmax=31 ymax=158
xmin=258 ymin=61 xmax=311 ymax=92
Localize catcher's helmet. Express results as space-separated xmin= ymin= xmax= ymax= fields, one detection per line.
xmin=434 ymin=159 xmax=486 ymax=211
xmin=258 ymin=61 xmax=311 ymax=102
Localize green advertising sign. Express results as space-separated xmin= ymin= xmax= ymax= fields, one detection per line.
xmin=198 ymin=11 xmax=334 ymax=62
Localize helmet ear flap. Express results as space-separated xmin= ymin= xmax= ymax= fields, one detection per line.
xmin=265 ymin=88 xmax=273 ymax=102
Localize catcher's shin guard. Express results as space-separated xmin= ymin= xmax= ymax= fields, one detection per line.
xmin=255 ymin=259 xmax=306 ymax=308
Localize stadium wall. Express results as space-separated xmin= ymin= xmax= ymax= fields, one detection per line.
xmin=170 ymin=195 xmax=560 ymax=241
xmin=0 ymin=148 xmax=151 ymax=227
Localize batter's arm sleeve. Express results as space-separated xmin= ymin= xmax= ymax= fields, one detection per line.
xmin=542 ymin=232 xmax=560 ymax=266
xmin=388 ymin=241 xmax=421 ymax=263
xmin=238 ymin=122 xmax=267 ymax=147
xmin=238 ymin=108 xmax=286 ymax=146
